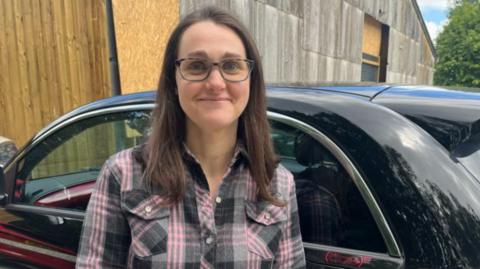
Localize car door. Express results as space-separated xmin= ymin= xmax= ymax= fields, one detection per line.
xmin=0 ymin=105 xmax=152 ymax=268
xmin=268 ymin=112 xmax=404 ymax=269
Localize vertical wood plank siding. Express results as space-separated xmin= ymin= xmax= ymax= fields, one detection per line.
xmin=180 ymin=0 xmax=435 ymax=85
xmin=0 ymin=0 xmax=111 ymax=146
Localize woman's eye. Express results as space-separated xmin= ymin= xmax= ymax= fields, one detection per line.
xmin=186 ymin=61 xmax=208 ymax=72
xmin=222 ymin=61 xmax=241 ymax=73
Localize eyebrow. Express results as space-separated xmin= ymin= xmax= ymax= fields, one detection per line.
xmin=223 ymin=52 xmax=243 ymax=58
xmin=185 ymin=50 xmax=244 ymax=59
xmin=186 ymin=50 xmax=208 ymax=58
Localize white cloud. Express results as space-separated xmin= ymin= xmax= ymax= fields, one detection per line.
xmin=426 ymin=20 xmax=448 ymax=41
xmin=416 ymin=0 xmax=452 ymax=11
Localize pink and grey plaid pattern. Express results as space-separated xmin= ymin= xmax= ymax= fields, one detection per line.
xmin=76 ymin=146 xmax=306 ymax=268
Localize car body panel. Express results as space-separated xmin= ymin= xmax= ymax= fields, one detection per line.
xmin=0 ymin=219 xmax=76 ymax=267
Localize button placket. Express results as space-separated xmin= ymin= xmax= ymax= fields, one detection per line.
xmin=205 ymin=235 xmax=214 ymax=245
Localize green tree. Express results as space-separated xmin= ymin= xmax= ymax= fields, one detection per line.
xmin=434 ymin=0 xmax=480 ymax=87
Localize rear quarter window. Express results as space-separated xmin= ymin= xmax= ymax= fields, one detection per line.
xmin=454 ymin=136 xmax=480 ymax=180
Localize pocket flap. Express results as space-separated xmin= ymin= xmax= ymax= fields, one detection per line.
xmin=122 ymin=189 xmax=170 ymax=220
xmin=245 ymin=199 xmax=287 ymax=226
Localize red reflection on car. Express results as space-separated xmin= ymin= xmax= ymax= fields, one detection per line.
xmin=325 ymin=251 xmax=373 ymax=267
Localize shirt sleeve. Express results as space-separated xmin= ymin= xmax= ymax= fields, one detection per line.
xmin=274 ymin=170 xmax=306 ymax=268
xmin=76 ymin=161 xmax=130 ymax=269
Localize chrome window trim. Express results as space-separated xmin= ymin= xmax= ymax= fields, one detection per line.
xmin=268 ymin=111 xmax=402 ymax=258
xmin=4 ymin=104 xmax=155 ymax=172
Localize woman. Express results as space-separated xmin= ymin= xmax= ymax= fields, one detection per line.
xmin=76 ymin=6 xmax=305 ymax=268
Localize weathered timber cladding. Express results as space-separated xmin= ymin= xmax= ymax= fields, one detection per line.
xmin=0 ymin=0 xmax=111 ymax=146
xmin=180 ymin=0 xmax=435 ymax=85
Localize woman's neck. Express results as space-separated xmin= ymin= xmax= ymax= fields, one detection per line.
xmin=185 ymin=120 xmax=238 ymax=197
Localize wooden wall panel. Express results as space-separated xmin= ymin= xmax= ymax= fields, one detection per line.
xmin=112 ymin=0 xmax=179 ymax=94
xmin=0 ymin=0 xmax=111 ymax=147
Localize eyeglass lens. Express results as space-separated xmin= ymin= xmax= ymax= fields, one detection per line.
xmin=179 ymin=59 xmax=252 ymax=82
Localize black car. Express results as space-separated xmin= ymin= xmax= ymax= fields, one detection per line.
xmin=0 ymin=85 xmax=479 ymax=269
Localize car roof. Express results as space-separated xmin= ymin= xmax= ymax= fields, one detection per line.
xmin=372 ymin=85 xmax=480 ymax=152
xmin=304 ymin=84 xmax=480 ymax=152
xmin=306 ymin=84 xmax=392 ymax=99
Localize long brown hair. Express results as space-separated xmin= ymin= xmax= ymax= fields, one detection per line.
xmin=142 ymin=6 xmax=281 ymax=205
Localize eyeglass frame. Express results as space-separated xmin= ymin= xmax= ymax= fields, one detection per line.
xmin=175 ymin=58 xmax=255 ymax=82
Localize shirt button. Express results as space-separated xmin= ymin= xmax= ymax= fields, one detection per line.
xmin=264 ymin=213 xmax=271 ymax=220
xmin=144 ymin=206 xmax=152 ymax=214
xmin=206 ymin=236 xmax=214 ymax=245
xmin=215 ymin=197 xmax=222 ymax=204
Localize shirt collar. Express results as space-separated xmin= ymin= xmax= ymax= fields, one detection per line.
xmin=182 ymin=142 xmax=249 ymax=167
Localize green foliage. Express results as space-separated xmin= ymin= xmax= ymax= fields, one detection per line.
xmin=434 ymin=0 xmax=480 ymax=87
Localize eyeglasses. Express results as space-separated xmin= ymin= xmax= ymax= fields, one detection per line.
xmin=175 ymin=58 xmax=254 ymax=82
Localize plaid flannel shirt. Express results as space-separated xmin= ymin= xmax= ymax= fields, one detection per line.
xmin=76 ymin=146 xmax=306 ymax=268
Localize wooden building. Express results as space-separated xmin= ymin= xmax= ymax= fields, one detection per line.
xmin=0 ymin=0 xmax=435 ymax=146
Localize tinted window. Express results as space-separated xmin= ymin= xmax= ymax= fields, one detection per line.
xmin=454 ymin=134 xmax=480 ymax=180
xmin=459 ymin=150 xmax=480 ymax=179
xmin=270 ymin=120 xmax=387 ymax=253
xmin=14 ymin=111 xmax=151 ymax=211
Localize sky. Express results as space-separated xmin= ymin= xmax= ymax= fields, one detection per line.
xmin=416 ymin=0 xmax=452 ymax=42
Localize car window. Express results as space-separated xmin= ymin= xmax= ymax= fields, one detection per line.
xmin=14 ymin=110 xmax=151 ymax=211
xmin=458 ymin=150 xmax=480 ymax=180
xmin=270 ymin=120 xmax=387 ymax=253
xmin=453 ymin=135 xmax=480 ymax=180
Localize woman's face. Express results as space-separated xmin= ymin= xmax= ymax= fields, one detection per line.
xmin=176 ymin=21 xmax=250 ymax=132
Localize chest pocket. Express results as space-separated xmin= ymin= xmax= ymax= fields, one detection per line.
xmin=245 ymin=200 xmax=287 ymax=260
xmin=122 ymin=190 xmax=170 ymax=258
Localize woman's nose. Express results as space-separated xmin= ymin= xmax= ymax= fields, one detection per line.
xmin=206 ymin=66 xmax=227 ymax=90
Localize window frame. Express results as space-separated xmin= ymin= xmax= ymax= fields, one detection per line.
xmin=268 ymin=111 xmax=402 ymax=258
xmin=4 ymin=104 xmax=155 ymax=220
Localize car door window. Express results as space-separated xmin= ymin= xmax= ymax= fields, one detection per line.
xmin=270 ymin=120 xmax=387 ymax=253
xmin=14 ymin=110 xmax=151 ymax=211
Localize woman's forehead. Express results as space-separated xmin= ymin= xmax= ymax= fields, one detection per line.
xmin=177 ymin=21 xmax=246 ymax=58
xmin=184 ymin=50 xmax=244 ymax=59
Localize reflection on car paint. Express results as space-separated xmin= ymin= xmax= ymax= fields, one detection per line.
xmin=324 ymin=251 xmax=373 ymax=267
